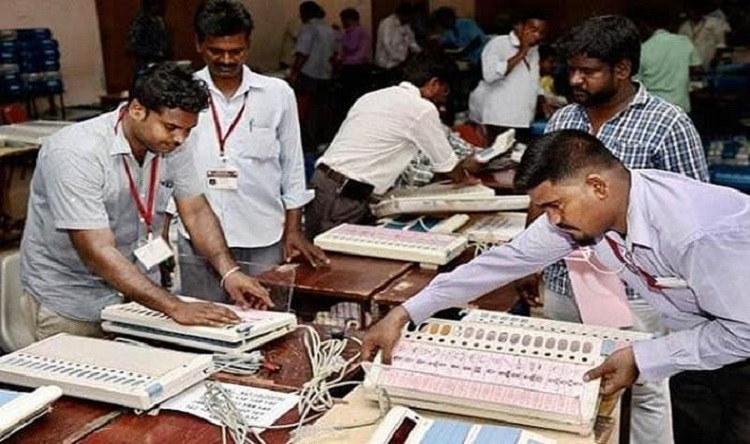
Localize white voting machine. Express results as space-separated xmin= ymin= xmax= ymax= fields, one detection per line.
xmin=363 ymin=317 xmax=606 ymax=435
xmin=371 ymin=183 xmax=529 ymax=218
xmin=314 ymin=223 xmax=467 ymax=266
xmin=0 ymin=334 xmax=211 ymax=410
xmin=101 ymin=296 xmax=297 ymax=353
xmin=369 ymin=405 xmax=555 ymax=444
xmin=0 ymin=120 xmax=72 ymax=145
xmin=0 ymin=385 xmax=62 ymax=441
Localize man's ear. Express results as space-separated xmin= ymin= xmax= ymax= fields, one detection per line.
xmin=128 ymin=99 xmax=148 ymax=122
xmin=195 ymin=37 xmax=202 ymax=54
xmin=585 ymin=173 xmax=609 ymax=200
xmin=613 ymin=59 xmax=632 ymax=81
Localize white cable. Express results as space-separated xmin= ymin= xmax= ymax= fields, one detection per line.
xmin=203 ymin=381 xmax=267 ymax=444
xmin=577 ymin=247 xmax=625 ymax=275
xmin=211 ymin=351 xmax=264 ymax=376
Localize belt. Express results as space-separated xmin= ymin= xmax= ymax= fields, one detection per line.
xmin=317 ymin=163 xmax=349 ymax=186
xmin=317 ymin=163 xmax=375 ymax=200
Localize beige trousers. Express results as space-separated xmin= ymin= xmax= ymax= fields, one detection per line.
xmin=19 ymin=290 xmax=103 ymax=348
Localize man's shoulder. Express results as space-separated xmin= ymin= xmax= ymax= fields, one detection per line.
xmin=546 ymin=104 xmax=586 ymax=130
xmin=636 ymin=89 xmax=689 ymax=123
xmin=46 ymin=115 xmax=111 ymax=157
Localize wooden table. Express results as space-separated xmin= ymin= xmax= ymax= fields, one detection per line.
xmin=7 ymin=324 xmax=362 ymax=444
xmin=258 ymin=253 xmax=414 ymax=325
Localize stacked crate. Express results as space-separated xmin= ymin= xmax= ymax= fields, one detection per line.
xmin=0 ymin=28 xmax=63 ymax=107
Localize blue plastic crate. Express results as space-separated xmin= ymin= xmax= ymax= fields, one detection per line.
xmin=710 ymin=165 xmax=750 ymax=192
xmin=15 ymin=28 xmax=52 ymax=41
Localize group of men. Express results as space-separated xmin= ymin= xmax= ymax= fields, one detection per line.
xmin=15 ymin=1 xmax=750 ymax=443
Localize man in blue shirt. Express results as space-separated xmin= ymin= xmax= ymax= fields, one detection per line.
xmin=432 ymin=7 xmax=488 ymax=67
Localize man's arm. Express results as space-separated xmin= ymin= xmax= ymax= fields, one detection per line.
xmin=481 ymin=35 xmax=530 ymax=83
xmin=276 ymin=84 xmax=329 ymax=266
xmin=660 ymin=114 xmax=710 ymax=181
xmin=362 ymin=216 xmax=575 ymax=362
xmin=69 ymin=228 xmax=240 ymax=326
xmin=176 ymin=194 xmax=271 ymax=308
xmin=631 ymin=232 xmax=750 ymax=382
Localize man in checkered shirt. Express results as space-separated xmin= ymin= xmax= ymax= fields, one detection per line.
xmin=520 ymin=16 xmax=708 ymax=444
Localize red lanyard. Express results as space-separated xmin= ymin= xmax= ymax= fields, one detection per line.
xmin=605 ymin=236 xmax=662 ymax=290
xmin=122 ymin=157 xmax=160 ymax=234
xmin=114 ymin=107 xmax=160 ymax=234
xmin=209 ymin=92 xmax=248 ymax=158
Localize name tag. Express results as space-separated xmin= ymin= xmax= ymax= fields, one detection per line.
xmin=134 ymin=236 xmax=174 ymax=270
xmin=207 ymin=166 xmax=239 ymax=190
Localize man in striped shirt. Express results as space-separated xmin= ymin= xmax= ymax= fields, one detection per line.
xmin=520 ymin=16 xmax=708 ymax=444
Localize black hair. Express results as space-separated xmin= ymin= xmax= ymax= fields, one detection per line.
xmin=300 ymin=1 xmax=326 ymax=21
xmin=395 ymin=2 xmax=415 ymax=17
xmin=538 ymin=44 xmax=557 ymax=61
xmin=558 ymin=15 xmax=641 ymax=75
xmin=402 ymin=51 xmax=458 ymax=87
xmin=511 ymin=9 xmax=549 ymax=25
xmin=340 ymin=8 xmax=359 ymax=22
xmin=194 ymin=0 xmax=254 ymax=43
xmin=432 ymin=6 xmax=456 ymax=24
xmin=130 ymin=62 xmax=209 ymax=114
xmin=514 ymin=129 xmax=622 ymax=192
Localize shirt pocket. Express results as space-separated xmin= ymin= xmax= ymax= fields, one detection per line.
xmin=606 ymin=140 xmax=654 ymax=169
xmin=232 ymin=126 xmax=280 ymax=161
xmin=154 ymin=179 xmax=175 ymax=214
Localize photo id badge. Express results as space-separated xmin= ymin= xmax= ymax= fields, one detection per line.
xmin=134 ymin=236 xmax=174 ymax=270
xmin=207 ymin=166 xmax=239 ymax=190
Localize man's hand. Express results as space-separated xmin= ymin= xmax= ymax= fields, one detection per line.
xmin=223 ymin=272 xmax=274 ymax=310
xmin=167 ymin=300 xmax=241 ymax=327
xmin=283 ymin=230 xmax=330 ymax=268
xmin=362 ymin=306 xmax=412 ymax=364
xmin=584 ymin=346 xmax=640 ymax=396
xmin=514 ymin=273 xmax=543 ymax=307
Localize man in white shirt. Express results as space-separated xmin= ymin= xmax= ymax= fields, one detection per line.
xmin=375 ymin=3 xmax=421 ymax=74
xmin=176 ymin=0 xmax=327 ymax=302
xmin=468 ymin=11 xmax=548 ymax=143
xmin=678 ymin=0 xmax=731 ymax=70
xmin=306 ymin=52 xmax=480 ymax=237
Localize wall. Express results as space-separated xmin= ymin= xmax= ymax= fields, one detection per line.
xmin=245 ymin=0 xmax=372 ymax=72
xmin=0 ymin=0 xmax=105 ymax=106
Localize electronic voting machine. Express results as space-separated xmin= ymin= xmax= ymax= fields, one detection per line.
xmin=101 ymin=296 xmax=297 ymax=353
xmin=0 ymin=385 xmax=62 ymax=441
xmin=0 ymin=334 xmax=212 ymax=410
xmin=369 ymin=406 xmax=555 ymax=444
xmin=370 ymin=183 xmax=530 ymax=218
xmin=314 ymin=223 xmax=467 ymax=266
xmin=363 ymin=312 xmax=651 ymax=435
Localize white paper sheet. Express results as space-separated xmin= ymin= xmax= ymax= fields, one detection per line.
xmin=161 ymin=382 xmax=300 ymax=431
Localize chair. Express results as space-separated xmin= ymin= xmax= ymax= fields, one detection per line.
xmin=0 ymin=103 xmax=29 ymax=124
xmin=0 ymin=250 xmax=35 ymax=352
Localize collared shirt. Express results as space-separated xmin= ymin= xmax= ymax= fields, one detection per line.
xmin=543 ymin=83 xmax=709 ymax=300
xmin=340 ymin=24 xmax=370 ymax=65
xmin=20 ymin=108 xmax=203 ymax=321
xmin=678 ymin=16 xmax=731 ymax=69
xmin=639 ymin=29 xmax=702 ymax=112
xmin=375 ymin=14 xmax=421 ymax=69
xmin=439 ymin=18 xmax=488 ymax=66
xmin=468 ymin=32 xmax=540 ymax=128
xmin=179 ymin=66 xmax=310 ymax=248
xmin=296 ymin=18 xmax=337 ymax=80
xmin=404 ymin=169 xmax=750 ymax=382
xmin=318 ymin=82 xmax=459 ymax=194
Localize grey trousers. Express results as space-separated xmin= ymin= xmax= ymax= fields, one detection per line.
xmin=177 ymin=234 xmax=282 ymax=303
xmin=305 ymin=168 xmax=375 ymax=238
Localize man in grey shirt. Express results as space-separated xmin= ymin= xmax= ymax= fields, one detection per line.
xmin=19 ymin=63 xmax=271 ymax=346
